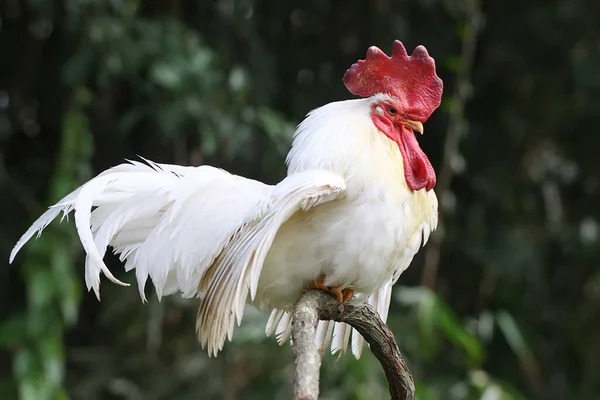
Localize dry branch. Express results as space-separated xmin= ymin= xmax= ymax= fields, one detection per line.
xmin=292 ymin=290 xmax=322 ymax=400
xmin=292 ymin=290 xmax=415 ymax=400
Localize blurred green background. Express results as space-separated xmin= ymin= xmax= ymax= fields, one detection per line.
xmin=1 ymin=0 xmax=599 ymax=399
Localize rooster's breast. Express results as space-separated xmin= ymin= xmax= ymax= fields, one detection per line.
xmin=254 ymin=188 xmax=437 ymax=310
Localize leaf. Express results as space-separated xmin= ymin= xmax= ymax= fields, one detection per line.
xmin=13 ymin=348 xmax=36 ymax=379
xmin=150 ymin=62 xmax=182 ymax=90
xmin=256 ymin=107 xmax=294 ymax=154
xmin=403 ymin=287 xmax=485 ymax=364
xmin=202 ymin=131 xmax=219 ymax=157
xmin=434 ymin=295 xmax=485 ymax=365
xmin=496 ymin=311 xmax=528 ymax=356
xmin=28 ymin=269 xmax=56 ymax=308
xmin=395 ymin=286 xmax=429 ymax=305
xmin=417 ymin=289 xmax=438 ymax=350
xmin=40 ymin=336 xmax=65 ymax=385
xmin=18 ymin=381 xmax=40 ymax=400
xmin=477 ymin=311 xmax=496 ymax=342
xmin=470 ymin=369 xmax=529 ymax=400
xmin=229 ymin=66 xmax=248 ymax=92
xmin=496 ymin=310 xmax=540 ymax=381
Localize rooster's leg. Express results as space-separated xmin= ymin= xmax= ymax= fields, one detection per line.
xmin=308 ymin=274 xmax=354 ymax=304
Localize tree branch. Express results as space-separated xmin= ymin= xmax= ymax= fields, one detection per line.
xmin=292 ymin=290 xmax=323 ymax=400
xmin=292 ymin=290 xmax=415 ymax=400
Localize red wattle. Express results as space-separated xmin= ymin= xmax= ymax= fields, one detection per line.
xmin=371 ymin=114 xmax=436 ymax=192
xmin=398 ymin=127 xmax=436 ymax=191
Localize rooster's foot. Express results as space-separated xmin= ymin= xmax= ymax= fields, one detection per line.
xmin=308 ymin=274 xmax=355 ymax=304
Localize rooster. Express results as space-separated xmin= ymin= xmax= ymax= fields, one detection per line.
xmin=10 ymin=40 xmax=443 ymax=359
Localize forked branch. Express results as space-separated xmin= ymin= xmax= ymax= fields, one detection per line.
xmin=292 ymin=290 xmax=415 ymax=400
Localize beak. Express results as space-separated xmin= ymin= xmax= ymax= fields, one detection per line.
xmin=402 ymin=120 xmax=424 ymax=135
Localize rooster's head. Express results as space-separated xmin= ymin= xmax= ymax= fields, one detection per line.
xmin=344 ymin=41 xmax=443 ymax=191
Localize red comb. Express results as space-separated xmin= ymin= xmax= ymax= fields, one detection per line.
xmin=343 ymin=40 xmax=443 ymax=122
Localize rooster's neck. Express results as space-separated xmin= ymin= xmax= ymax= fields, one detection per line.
xmin=286 ymin=98 xmax=410 ymax=200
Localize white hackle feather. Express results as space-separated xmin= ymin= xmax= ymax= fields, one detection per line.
xmin=10 ymin=95 xmax=438 ymax=359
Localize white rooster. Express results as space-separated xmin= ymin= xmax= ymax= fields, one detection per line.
xmin=10 ymin=40 xmax=443 ymax=359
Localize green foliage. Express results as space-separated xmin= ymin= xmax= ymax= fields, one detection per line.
xmin=3 ymin=91 xmax=92 ymax=399
xmin=400 ymin=287 xmax=485 ymax=366
xmin=1 ymin=0 xmax=599 ymax=399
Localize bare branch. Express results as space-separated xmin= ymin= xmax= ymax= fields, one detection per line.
xmin=292 ymin=291 xmax=322 ymax=400
xmin=292 ymin=290 xmax=415 ymax=400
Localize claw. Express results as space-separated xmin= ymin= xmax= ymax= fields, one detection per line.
xmin=308 ymin=274 xmax=355 ymax=304
xmin=341 ymin=288 xmax=355 ymax=303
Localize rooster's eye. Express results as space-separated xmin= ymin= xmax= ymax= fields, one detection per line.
xmin=388 ymin=107 xmax=398 ymax=115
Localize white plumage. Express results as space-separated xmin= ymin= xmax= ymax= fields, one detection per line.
xmin=10 ymin=94 xmax=438 ymax=359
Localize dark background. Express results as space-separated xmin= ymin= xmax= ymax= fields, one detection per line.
xmin=1 ymin=0 xmax=599 ymax=399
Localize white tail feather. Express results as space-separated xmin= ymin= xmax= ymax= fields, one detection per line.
xmin=9 ymin=159 xmax=270 ymax=301
xmin=11 ymin=159 xmax=353 ymax=358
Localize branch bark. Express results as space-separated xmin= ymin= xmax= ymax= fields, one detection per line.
xmin=292 ymin=290 xmax=415 ymax=400
xmin=292 ymin=290 xmax=323 ymax=400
